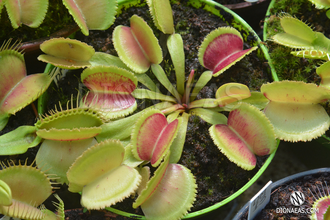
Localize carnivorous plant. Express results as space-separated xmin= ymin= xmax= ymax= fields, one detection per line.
xmin=94 ymin=4 xmax=277 ymax=172
xmin=1 ymin=0 xmax=118 ymax=35
xmin=0 ymin=40 xmax=56 ymax=131
xmin=0 ymin=160 xmax=64 ymax=220
xmin=272 ymin=14 xmax=330 ymax=60
xmin=267 ymin=14 xmax=330 ymax=141
xmin=308 ymin=181 xmax=330 ymax=220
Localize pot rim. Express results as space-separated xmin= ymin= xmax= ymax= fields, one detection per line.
xmin=232 ymin=167 xmax=330 ymax=220
xmin=261 ymin=0 xmax=284 ymax=81
xmin=224 ymin=0 xmax=268 ymax=10
xmin=263 ymin=0 xmax=275 ymax=42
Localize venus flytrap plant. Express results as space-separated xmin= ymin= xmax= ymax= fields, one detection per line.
xmin=306 ymin=181 xmax=330 ymax=220
xmin=67 ymin=139 xmax=142 ymax=209
xmin=34 ymin=98 xmax=105 ymax=184
xmin=52 ymin=1 xmax=279 ymax=217
xmin=146 ymin=0 xmax=174 ymax=35
xmin=62 ymin=0 xmax=118 ymax=36
xmin=132 ymin=152 xmax=197 ymax=220
xmin=0 ymin=40 xmax=57 ymax=131
xmin=104 ymin=12 xmax=276 ymax=171
xmin=37 ymin=38 xmax=95 ymax=69
xmin=4 ymin=0 xmax=48 ymax=29
xmin=113 ymin=14 xmax=163 ymax=74
xmin=0 ymin=0 xmax=278 ymax=218
xmin=80 ymin=65 xmax=138 ymax=120
xmin=0 ymin=160 xmax=64 ymax=220
xmin=317 ymin=61 xmax=330 ymax=89
xmin=198 ymin=27 xmax=258 ymax=77
xmin=0 ymin=96 xmax=106 ymax=184
xmin=2 ymin=0 xmax=118 ymax=36
xmin=209 ymin=103 xmax=277 ymax=170
xmin=272 ymin=14 xmax=330 ymax=60
xmin=261 ymin=81 xmax=330 ymax=142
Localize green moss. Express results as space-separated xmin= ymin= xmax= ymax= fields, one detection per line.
xmin=270 ymin=0 xmax=307 ymax=15
xmin=267 ymin=43 xmax=321 ymax=83
xmin=265 ymin=0 xmax=322 ymax=84
xmin=265 ymin=0 xmax=313 ymax=38
xmin=163 ymin=59 xmax=175 ymax=78
xmin=175 ymin=20 xmax=190 ymax=35
xmin=249 ymin=70 xmax=267 ymax=90
xmin=218 ymin=170 xmax=225 ymax=182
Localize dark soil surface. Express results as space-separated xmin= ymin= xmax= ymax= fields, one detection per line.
xmin=76 ymin=0 xmax=271 ymax=215
xmin=239 ymin=171 xmax=330 ymax=220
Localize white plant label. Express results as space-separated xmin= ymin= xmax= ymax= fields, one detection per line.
xmin=248 ymin=180 xmax=272 ymax=220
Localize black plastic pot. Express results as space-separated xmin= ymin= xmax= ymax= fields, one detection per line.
xmin=223 ymin=0 xmax=270 ymax=33
xmin=232 ymin=168 xmax=330 ymax=220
